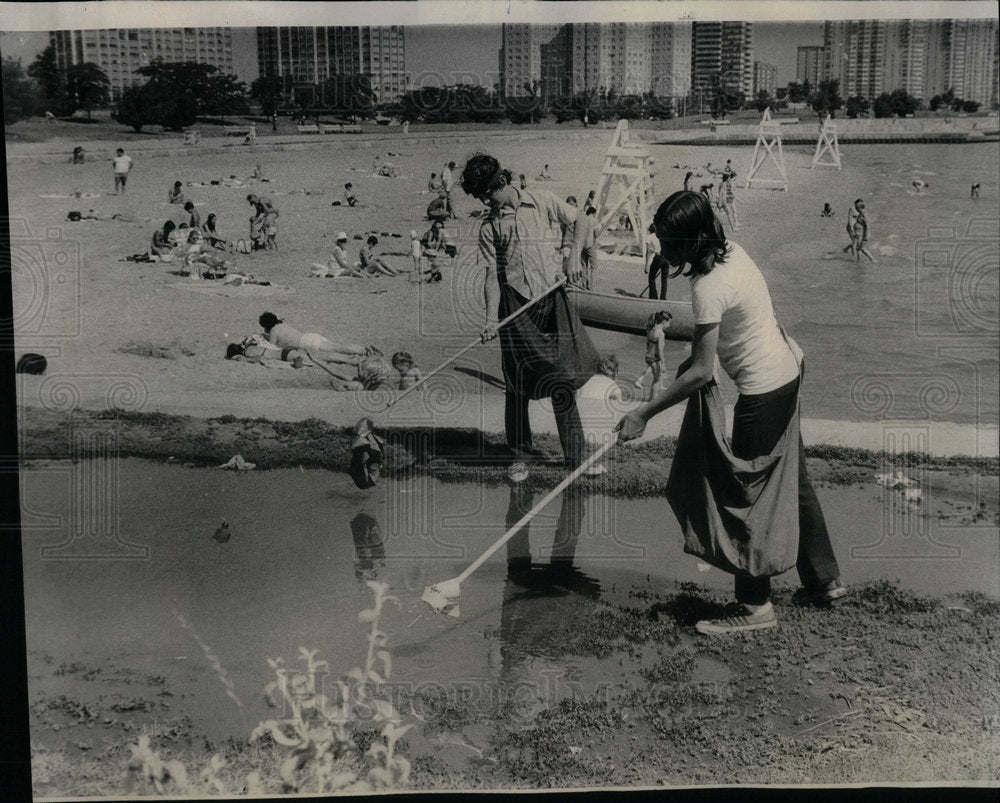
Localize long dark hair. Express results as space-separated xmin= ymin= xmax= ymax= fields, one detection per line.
xmin=653 ymin=191 xmax=730 ymax=277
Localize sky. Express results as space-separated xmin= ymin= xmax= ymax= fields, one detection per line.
xmin=3 ymin=22 xmax=824 ymax=91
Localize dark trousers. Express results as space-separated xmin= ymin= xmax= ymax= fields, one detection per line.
xmin=730 ymin=377 xmax=840 ymax=605
xmin=505 ymin=385 xmax=586 ymax=468
xmin=648 ymin=255 xmax=668 ymax=300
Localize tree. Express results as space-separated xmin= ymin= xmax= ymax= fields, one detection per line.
xmin=2 ymin=58 xmax=38 ymax=123
xmin=64 ymin=62 xmax=110 ymax=118
xmin=786 ymin=81 xmax=807 ymax=103
xmin=320 ymin=74 xmax=376 ymax=120
xmin=889 ymin=88 xmax=919 ymax=117
xmin=27 ymin=44 xmax=64 ymax=114
xmin=872 ymin=92 xmax=895 ymax=118
xmin=809 ymin=78 xmax=843 ymax=118
xmin=114 ymin=83 xmax=157 ymax=131
xmin=201 ymin=72 xmax=249 ymax=122
xmin=250 ymin=74 xmax=280 ymax=116
xmin=753 ymin=90 xmax=772 ymax=113
xmin=962 ymin=100 xmax=980 ymax=113
xmin=845 ymin=94 xmax=870 ymax=118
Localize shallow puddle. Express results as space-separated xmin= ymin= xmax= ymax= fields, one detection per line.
xmin=20 ymin=459 xmax=999 ymax=747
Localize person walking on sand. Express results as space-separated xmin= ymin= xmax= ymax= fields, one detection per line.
xmin=843 ymin=198 xmax=875 ymax=263
xmin=616 ymin=190 xmax=847 ymax=635
xmin=717 ymin=171 xmax=739 ymax=230
xmin=460 ymin=152 xmax=601 ymax=472
xmin=971 ymin=183 xmax=980 ymax=199
xmin=442 ymin=161 xmax=458 ymax=218
xmin=112 ymin=148 xmax=133 ymax=195
xmin=645 ymin=223 xmax=669 ymax=299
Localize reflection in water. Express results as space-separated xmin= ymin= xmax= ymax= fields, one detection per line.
xmin=351 ymin=511 xmax=386 ymax=581
xmin=494 ymin=481 xmax=604 ymax=708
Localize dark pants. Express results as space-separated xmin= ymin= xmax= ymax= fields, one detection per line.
xmin=730 ymin=377 xmax=840 ymax=605
xmin=648 ymin=255 xmax=668 ymax=300
xmin=505 ymin=386 xmax=586 ymax=468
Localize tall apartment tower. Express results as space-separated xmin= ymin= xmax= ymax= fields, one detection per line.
xmin=753 ymin=61 xmax=778 ymax=97
xmin=50 ymin=28 xmax=233 ymax=102
xmin=651 ymin=22 xmax=693 ymax=99
xmin=499 ymin=23 xmax=562 ymax=98
xmin=256 ymin=27 xmax=407 ymax=102
xmin=823 ymin=20 xmax=887 ymax=99
xmin=503 ymin=22 xmax=692 ymax=103
xmin=796 ymin=45 xmax=824 ymax=86
xmin=692 ymin=21 xmax=754 ymax=99
xmin=944 ymin=18 xmax=998 ymax=107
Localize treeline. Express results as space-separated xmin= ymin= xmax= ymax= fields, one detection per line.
xmin=764 ymin=78 xmax=982 ymax=119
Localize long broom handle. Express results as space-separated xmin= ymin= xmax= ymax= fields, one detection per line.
xmin=455 ymin=439 xmax=614 ymax=584
xmin=378 ymin=274 xmax=567 ymax=414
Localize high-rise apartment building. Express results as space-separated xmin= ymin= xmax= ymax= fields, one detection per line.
xmin=256 ymin=27 xmax=407 ymax=103
xmin=502 ymin=22 xmax=691 ymax=103
xmin=691 ymin=22 xmax=754 ymax=99
xmin=753 ymin=61 xmax=777 ymax=97
xmin=943 ymin=19 xmax=998 ymax=106
xmin=50 ymin=28 xmax=233 ymax=102
xmin=796 ymin=45 xmax=824 ymax=86
xmin=823 ymin=20 xmax=887 ymax=99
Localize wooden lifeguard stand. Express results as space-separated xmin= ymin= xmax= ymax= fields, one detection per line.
xmin=745 ymin=108 xmax=788 ymax=191
xmin=810 ymin=114 xmax=842 ymax=170
xmin=591 ymin=120 xmax=655 ymax=264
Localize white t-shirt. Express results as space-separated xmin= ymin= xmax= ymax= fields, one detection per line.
xmin=113 ymin=154 xmax=133 ymax=173
xmin=689 ymin=242 xmax=799 ymax=395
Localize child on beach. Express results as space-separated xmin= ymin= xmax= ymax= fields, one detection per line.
xmin=322 ymin=354 xmax=393 ymax=391
xmin=536 ymin=164 xmax=553 ymax=181
xmin=843 ymin=198 xmax=875 ymax=263
xmin=344 ymin=183 xmax=360 ymax=207
xmin=409 ymin=229 xmax=424 ymax=282
xmin=519 ymin=174 xmax=528 ymax=190
xmin=360 ymin=236 xmax=401 ymax=277
xmin=428 ymin=172 xmax=443 ymax=193
xmin=717 ymin=171 xmax=739 ymax=230
xmin=392 ymin=351 xmax=424 ymax=390
xmin=168 ymin=181 xmax=185 ymax=204
xmin=971 ymin=183 xmax=980 ymax=199
xmin=821 ymin=203 xmax=834 ymax=217
xmin=112 ymin=148 xmax=132 ymax=194
xmin=911 ymin=178 xmax=929 ymax=194
xmin=184 ymin=201 xmax=201 ymax=230
xmin=644 ymin=310 xmax=673 ymax=396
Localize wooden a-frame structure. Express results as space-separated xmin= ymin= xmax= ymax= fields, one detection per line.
xmin=810 ymin=113 xmax=842 ymax=169
xmin=591 ymin=120 xmax=655 ymax=264
xmin=744 ymin=108 xmax=788 ymax=191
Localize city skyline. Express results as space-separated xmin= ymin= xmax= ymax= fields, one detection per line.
xmin=3 ymin=20 xmax=995 ymax=106
xmin=2 ymin=22 xmax=822 ymax=88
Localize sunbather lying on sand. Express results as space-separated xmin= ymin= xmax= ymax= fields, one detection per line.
xmin=226 ymin=335 xmax=305 ymax=367
xmin=258 ymin=311 xmax=370 ymax=365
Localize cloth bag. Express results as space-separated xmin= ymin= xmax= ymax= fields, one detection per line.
xmin=666 ymin=335 xmax=804 ymax=578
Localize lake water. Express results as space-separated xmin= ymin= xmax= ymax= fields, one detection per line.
xmin=21 ymin=460 xmax=999 ymax=745
xmin=595 ymin=141 xmax=1000 ymax=428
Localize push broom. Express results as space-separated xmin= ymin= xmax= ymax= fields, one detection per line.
xmin=421 ymin=438 xmax=614 ymax=617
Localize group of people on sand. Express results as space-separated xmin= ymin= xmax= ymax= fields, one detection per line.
xmin=312 ymin=232 xmax=404 ymax=279
xmin=224 ymin=312 xmax=424 ymax=392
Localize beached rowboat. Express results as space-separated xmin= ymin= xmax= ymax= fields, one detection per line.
xmin=566 ymin=285 xmax=695 ymax=340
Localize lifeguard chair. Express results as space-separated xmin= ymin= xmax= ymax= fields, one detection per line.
xmin=745 ymin=108 xmax=788 ymax=191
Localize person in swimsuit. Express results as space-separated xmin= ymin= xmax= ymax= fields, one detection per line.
xmin=843 ymin=198 xmax=875 ymax=263
xmin=258 ymin=311 xmax=369 ymax=364
xmin=644 ymin=310 xmax=672 ymax=396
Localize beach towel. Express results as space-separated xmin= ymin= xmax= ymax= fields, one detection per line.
xmin=665 ymin=363 xmax=804 ymax=578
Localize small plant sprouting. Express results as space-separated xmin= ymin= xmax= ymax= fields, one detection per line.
xmin=250 ymin=579 xmax=412 ymax=793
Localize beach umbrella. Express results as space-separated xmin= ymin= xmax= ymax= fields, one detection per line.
xmin=345 ymin=275 xmax=569 ymax=487
xmin=421 ymin=440 xmax=614 ymax=617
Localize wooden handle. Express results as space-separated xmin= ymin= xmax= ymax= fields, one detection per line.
xmin=380 ymin=275 xmax=567 ymax=413
xmin=456 ymin=439 xmax=614 ymax=583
